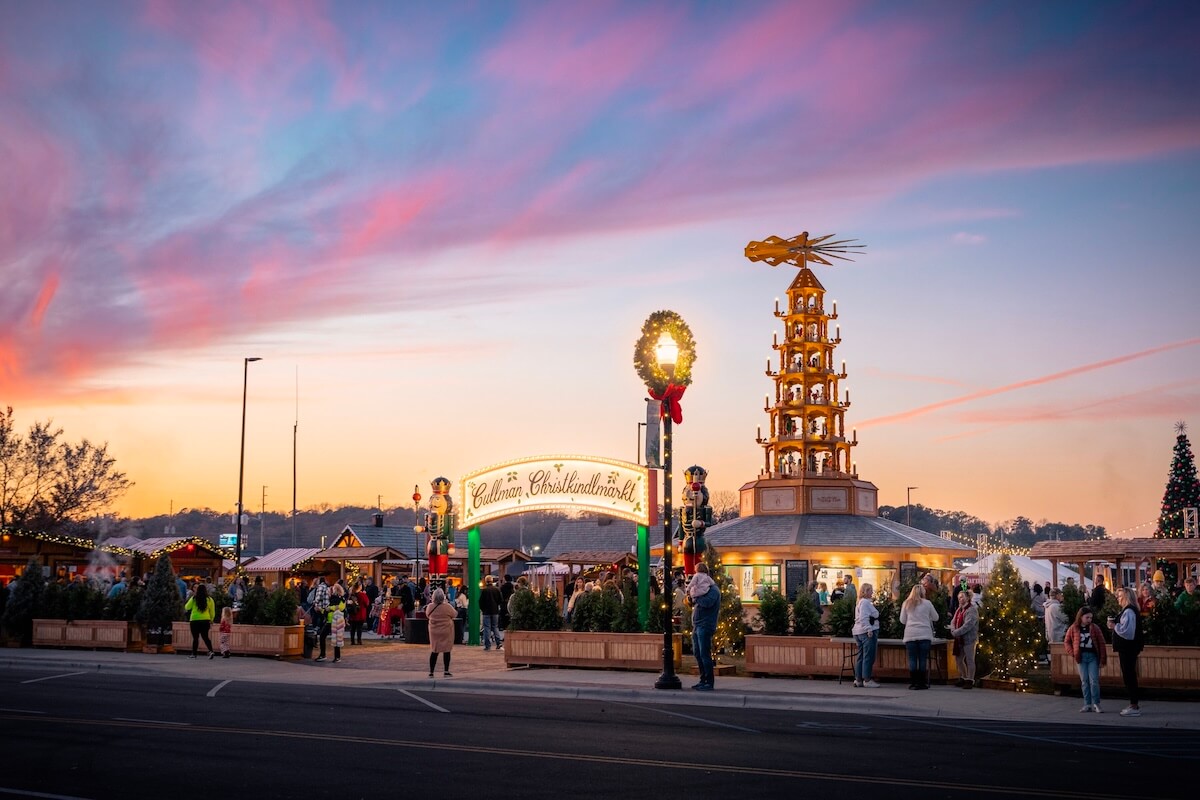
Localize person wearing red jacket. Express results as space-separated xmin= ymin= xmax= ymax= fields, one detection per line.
xmin=1063 ymin=605 xmax=1108 ymax=713
xmin=346 ymin=580 xmax=370 ymax=645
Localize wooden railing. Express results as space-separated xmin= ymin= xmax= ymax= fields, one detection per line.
xmin=504 ymin=631 xmax=682 ymax=671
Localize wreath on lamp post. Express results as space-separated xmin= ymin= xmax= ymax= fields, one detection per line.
xmin=634 ymin=310 xmax=696 ymax=423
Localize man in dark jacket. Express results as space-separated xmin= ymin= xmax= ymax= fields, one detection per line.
xmin=500 ymin=574 xmax=516 ymax=629
xmin=479 ymin=575 xmax=505 ymax=651
xmin=1089 ymin=575 xmax=1108 ymax=612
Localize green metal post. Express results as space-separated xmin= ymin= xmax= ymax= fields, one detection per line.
xmin=468 ymin=526 xmax=481 ymax=646
xmin=637 ymin=524 xmax=650 ymax=629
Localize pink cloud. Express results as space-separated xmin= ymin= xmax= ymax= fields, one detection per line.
xmin=858 ymin=338 xmax=1200 ymax=429
xmin=29 ymin=268 xmax=59 ymax=328
xmin=935 ymin=381 xmax=1200 ymax=441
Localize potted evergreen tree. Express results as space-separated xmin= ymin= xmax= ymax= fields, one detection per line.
xmin=2 ymin=557 xmax=45 ymax=647
xmin=137 ymin=555 xmax=183 ymax=653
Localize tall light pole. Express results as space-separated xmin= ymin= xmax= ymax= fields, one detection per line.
xmin=235 ymin=357 xmax=262 ymax=573
xmin=654 ymin=333 xmax=682 ymax=691
xmin=906 ymin=486 xmax=919 ymax=529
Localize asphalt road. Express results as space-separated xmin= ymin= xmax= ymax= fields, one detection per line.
xmin=0 ymin=666 xmax=1193 ymax=800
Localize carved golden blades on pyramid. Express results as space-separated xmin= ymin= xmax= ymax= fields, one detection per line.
xmin=745 ymin=231 xmax=865 ymax=268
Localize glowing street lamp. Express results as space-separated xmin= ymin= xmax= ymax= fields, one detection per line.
xmin=655 ymin=332 xmax=682 ymax=691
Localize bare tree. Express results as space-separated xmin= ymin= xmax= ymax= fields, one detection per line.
xmin=710 ymin=489 xmax=740 ymax=523
xmin=0 ymin=407 xmax=132 ymax=533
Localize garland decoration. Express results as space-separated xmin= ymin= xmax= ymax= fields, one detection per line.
xmin=633 ymin=311 xmax=700 ymax=398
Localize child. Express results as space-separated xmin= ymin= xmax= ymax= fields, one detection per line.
xmin=329 ymin=592 xmax=346 ymax=664
xmin=218 ymin=606 xmax=233 ymax=659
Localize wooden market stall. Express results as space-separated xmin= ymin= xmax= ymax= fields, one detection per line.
xmin=243 ymin=547 xmax=323 ymax=590
xmin=312 ymin=545 xmax=409 ymax=585
xmin=1030 ymin=538 xmax=1200 ymax=590
xmin=102 ymin=536 xmax=230 ymax=584
xmin=0 ymin=529 xmax=100 ymax=583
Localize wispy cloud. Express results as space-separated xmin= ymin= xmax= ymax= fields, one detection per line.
xmin=858 ymin=338 xmax=1200 ymax=429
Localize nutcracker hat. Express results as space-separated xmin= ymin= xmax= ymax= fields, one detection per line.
xmin=683 ymin=465 xmax=708 ymax=484
xmin=431 ymin=477 xmax=452 ymax=494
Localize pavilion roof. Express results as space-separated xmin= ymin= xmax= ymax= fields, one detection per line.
xmin=650 ymin=514 xmax=975 ymax=552
xmin=1030 ymin=538 xmax=1200 ymax=561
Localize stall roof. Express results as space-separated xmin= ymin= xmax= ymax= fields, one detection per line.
xmin=543 ymin=519 xmax=637 ymax=560
xmin=314 ymin=545 xmax=409 ymax=562
xmin=1030 ymin=538 xmax=1200 ymax=562
xmin=551 ymin=550 xmax=639 ymax=566
xmin=479 ymin=548 xmax=533 ymax=563
xmin=101 ymin=535 xmax=228 ymax=558
xmin=244 ymin=547 xmax=323 ymax=572
xmin=337 ymin=524 xmax=422 ymax=551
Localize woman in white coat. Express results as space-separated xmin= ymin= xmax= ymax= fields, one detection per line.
xmin=900 ymin=585 xmax=939 ymax=690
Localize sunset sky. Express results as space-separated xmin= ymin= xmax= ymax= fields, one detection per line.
xmin=2 ymin=2 xmax=1197 ymax=535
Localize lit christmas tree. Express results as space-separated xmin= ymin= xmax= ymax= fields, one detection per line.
xmin=705 ymin=546 xmax=745 ymax=656
xmin=1156 ymin=421 xmax=1199 ymax=539
xmin=977 ymin=554 xmax=1039 ymax=679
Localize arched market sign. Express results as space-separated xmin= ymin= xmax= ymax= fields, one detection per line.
xmin=460 ymin=455 xmax=657 ymax=527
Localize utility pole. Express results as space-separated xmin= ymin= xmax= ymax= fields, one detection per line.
xmin=292 ymin=367 xmax=298 ymax=548
xmin=260 ymin=485 xmax=268 ymax=556
xmin=906 ymin=486 xmax=919 ymax=529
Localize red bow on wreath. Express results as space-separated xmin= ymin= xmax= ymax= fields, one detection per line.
xmin=650 ymin=383 xmax=686 ymax=424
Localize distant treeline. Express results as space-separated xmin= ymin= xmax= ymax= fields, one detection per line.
xmin=878 ymin=505 xmax=1106 ymax=548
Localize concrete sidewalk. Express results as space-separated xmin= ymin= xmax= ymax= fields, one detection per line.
xmin=4 ymin=644 xmax=1196 ymax=729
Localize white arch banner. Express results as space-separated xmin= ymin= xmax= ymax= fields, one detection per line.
xmin=460 ymin=455 xmax=655 ymax=527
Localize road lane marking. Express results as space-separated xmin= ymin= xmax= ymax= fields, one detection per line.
xmin=19 ymin=672 xmax=87 ymax=685
xmin=0 ymin=708 xmax=45 ymax=715
xmin=111 ymin=718 xmax=190 ymax=726
xmin=0 ymin=787 xmax=95 ymax=799
xmin=0 ymin=713 xmax=1150 ymax=799
xmin=615 ymin=702 xmax=759 ymax=733
xmin=207 ymin=680 xmax=232 ymax=698
xmin=889 ymin=715 xmax=1198 ymax=760
xmin=397 ymin=689 xmax=449 ymax=713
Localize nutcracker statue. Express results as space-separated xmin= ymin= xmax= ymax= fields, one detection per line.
xmin=424 ymin=477 xmax=456 ymax=588
xmin=679 ymin=465 xmax=712 ymax=575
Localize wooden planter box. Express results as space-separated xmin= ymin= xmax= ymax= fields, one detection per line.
xmin=172 ymin=622 xmax=303 ymax=658
xmin=1049 ymin=642 xmax=1200 ymax=691
xmin=504 ymin=631 xmax=683 ymax=671
xmin=32 ymin=619 xmax=137 ymax=651
xmin=745 ymin=635 xmax=955 ymax=683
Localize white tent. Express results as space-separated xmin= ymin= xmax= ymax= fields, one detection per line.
xmin=958 ymin=553 xmax=1090 ymax=590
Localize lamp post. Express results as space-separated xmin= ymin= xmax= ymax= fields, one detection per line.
xmin=906 ymin=486 xmax=919 ymax=528
xmin=412 ymin=485 xmax=422 ymax=581
xmin=235 ymin=356 xmax=262 ymax=573
xmin=654 ymin=333 xmax=682 ymax=691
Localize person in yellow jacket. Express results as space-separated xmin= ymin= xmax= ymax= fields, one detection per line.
xmin=184 ymin=583 xmax=216 ymax=659
xmin=318 ymin=585 xmax=346 ymax=663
